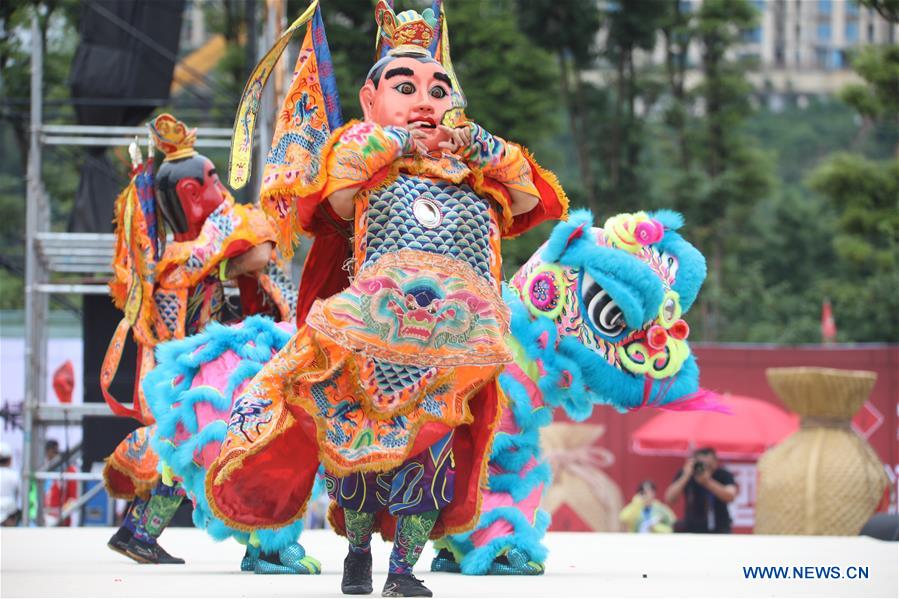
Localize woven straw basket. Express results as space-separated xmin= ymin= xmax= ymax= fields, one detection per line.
xmin=754 ymin=367 xmax=888 ymax=535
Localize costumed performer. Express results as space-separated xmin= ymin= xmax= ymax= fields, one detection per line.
xmin=102 ymin=114 xmax=294 ymax=566
xmin=205 ymin=1 xmax=567 ymax=596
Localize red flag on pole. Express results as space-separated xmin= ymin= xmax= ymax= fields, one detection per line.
xmin=821 ymin=298 xmax=837 ymax=344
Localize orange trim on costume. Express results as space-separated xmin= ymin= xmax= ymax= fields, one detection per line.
xmin=204 ymin=129 xmax=556 ymax=536
xmin=397 ymin=154 xmax=473 ymax=184
xmin=320 ymin=123 xmax=410 ymax=200
xmin=467 ymin=144 xmax=569 ymax=238
xmin=204 ymin=325 xmax=503 ymax=531
xmin=470 ymin=172 xmax=515 ymax=232
xmin=137 ymin=346 xmax=156 ymax=424
xmin=259 ymin=121 xmax=369 ymax=258
xmin=100 ymin=319 xmax=144 ymax=422
xmin=256 ymin=271 xmax=295 ymax=323
xmin=103 ymin=459 xmax=159 ymax=500
xmin=103 ymin=426 xmax=160 ymax=500
xmin=287 ymin=362 xmax=490 ymax=477
xmin=328 ymin=380 xmax=506 ymax=542
xmin=503 ymin=150 xmax=570 ymax=238
xmin=109 ymin=175 xmax=159 ymax=349
xmin=207 ymin=331 xmax=313 ymax=493
xmin=439 ymin=381 xmax=507 ymax=536
xmin=206 ymin=416 xmax=321 ymax=532
xmin=155 ymin=199 xmax=276 ymax=290
xmin=306 ymin=249 xmax=511 ymax=368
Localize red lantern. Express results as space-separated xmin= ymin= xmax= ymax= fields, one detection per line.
xmin=52 ymin=360 xmax=75 ymax=404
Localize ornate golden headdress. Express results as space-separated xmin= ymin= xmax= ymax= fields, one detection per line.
xmin=375 ymin=0 xmax=438 ymax=56
xmin=149 ymin=113 xmax=197 ymax=162
xmin=372 ymin=1 xmax=467 ymax=127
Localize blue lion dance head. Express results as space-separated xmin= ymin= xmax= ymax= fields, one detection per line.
xmin=505 ymin=209 xmax=709 ymax=418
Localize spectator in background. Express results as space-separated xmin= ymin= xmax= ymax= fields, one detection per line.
xmin=665 ymin=447 xmax=737 ymax=533
xmin=1 ymin=442 xmax=21 ymax=526
xmin=619 ymin=480 xmax=676 ymax=533
xmin=43 ymin=439 xmax=78 ymax=526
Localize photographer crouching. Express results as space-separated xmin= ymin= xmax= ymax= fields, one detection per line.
xmin=665 ymin=448 xmax=738 ymax=533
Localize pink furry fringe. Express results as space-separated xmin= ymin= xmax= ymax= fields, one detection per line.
xmin=659 ymin=388 xmax=732 ymax=414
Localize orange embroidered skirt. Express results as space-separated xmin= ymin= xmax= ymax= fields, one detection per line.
xmin=207 ymin=250 xmax=509 ymax=538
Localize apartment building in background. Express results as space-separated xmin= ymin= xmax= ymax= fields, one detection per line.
xmin=623 ymin=0 xmax=899 ymax=98
xmin=177 ymin=1 xmax=897 ymax=99
xmin=743 ymin=0 xmax=897 ymax=95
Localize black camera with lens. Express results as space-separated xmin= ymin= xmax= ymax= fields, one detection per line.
xmin=693 ymin=461 xmax=706 ymax=476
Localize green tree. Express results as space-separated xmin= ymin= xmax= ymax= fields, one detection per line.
xmin=446 ymin=1 xmax=559 ymax=148
xmin=808 ymin=155 xmax=899 ymax=341
xmin=652 ymin=0 xmax=774 ymax=340
xmin=725 ymin=189 xmax=840 ymax=343
xmin=517 ymin=0 xmax=602 ymax=207
xmin=659 ymin=0 xmax=695 ymax=172
xmin=839 ymin=44 xmax=899 ymax=157
xmin=857 ymin=0 xmax=899 ymax=22
xmin=598 ymin=1 xmax=668 ymax=213
xmin=0 ymin=0 xmax=82 ymax=310
xmin=806 ymin=13 xmax=899 ymax=342
xmin=202 ymin=0 xmax=254 ymax=123
xmin=721 ymin=96 xmax=898 ymax=343
xmin=745 ymin=98 xmax=895 ymax=185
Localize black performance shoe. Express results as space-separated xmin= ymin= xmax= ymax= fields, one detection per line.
xmin=342 ymin=550 xmax=373 ymax=594
xmin=107 ymin=528 xmax=136 ymax=561
xmin=124 ymin=538 xmax=185 ymax=565
xmin=381 ymin=573 xmax=433 ymax=597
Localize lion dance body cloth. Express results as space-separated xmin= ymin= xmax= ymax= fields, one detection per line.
xmin=431 ymin=209 xmax=712 ymax=575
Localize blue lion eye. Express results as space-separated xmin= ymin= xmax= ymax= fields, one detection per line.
xmin=581 ymin=272 xmax=626 ymax=338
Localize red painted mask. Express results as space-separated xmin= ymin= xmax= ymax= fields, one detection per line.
xmin=360 ymin=56 xmax=454 ymax=153
xmin=171 ymin=157 xmax=228 ymax=241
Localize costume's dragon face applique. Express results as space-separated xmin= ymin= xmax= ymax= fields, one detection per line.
xmin=360 ymin=274 xmax=496 ymax=347
xmin=377 ymin=280 xmax=473 ymax=342
xmin=506 ymin=209 xmax=708 ymax=417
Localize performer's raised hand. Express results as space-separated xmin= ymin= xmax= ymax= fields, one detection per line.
xmin=405 ymin=121 xmax=432 ymax=155
xmin=226 ymin=242 xmax=275 ymax=278
xmin=437 ymin=124 xmax=471 ymax=154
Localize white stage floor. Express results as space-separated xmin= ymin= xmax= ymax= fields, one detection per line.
xmin=1 ymin=527 xmax=896 ymax=598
